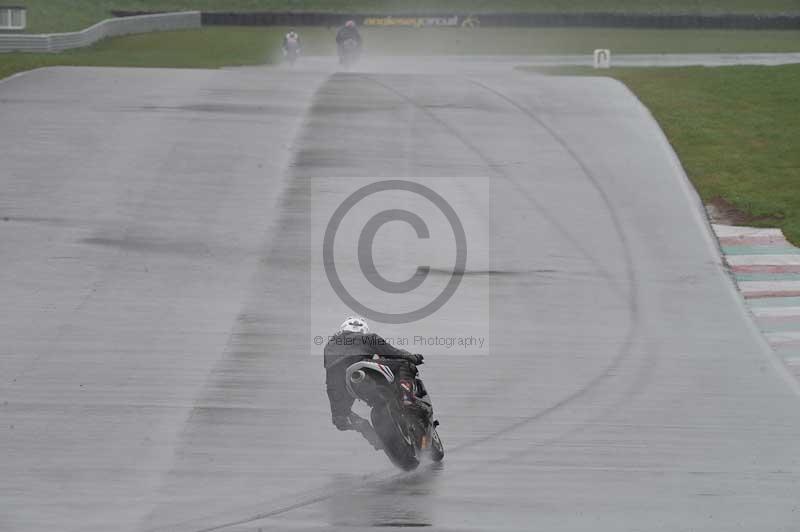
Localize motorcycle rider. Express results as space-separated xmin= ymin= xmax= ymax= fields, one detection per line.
xmin=324 ymin=316 xmax=424 ymax=449
xmin=282 ymin=28 xmax=301 ymax=58
xmin=335 ymin=20 xmax=362 ymax=64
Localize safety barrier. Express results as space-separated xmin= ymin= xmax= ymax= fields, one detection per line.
xmin=0 ymin=11 xmax=201 ymax=53
xmin=112 ymin=11 xmax=800 ymax=30
xmin=477 ymin=12 xmax=800 ymax=29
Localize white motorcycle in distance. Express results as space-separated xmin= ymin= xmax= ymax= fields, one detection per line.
xmin=282 ymin=31 xmax=301 ymax=66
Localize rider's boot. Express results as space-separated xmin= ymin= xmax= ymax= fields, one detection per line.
xmin=348 ymin=412 xmax=383 ymax=451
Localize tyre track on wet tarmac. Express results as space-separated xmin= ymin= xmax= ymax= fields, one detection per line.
xmin=162 ymin=72 xmax=651 ymax=532
xmin=463 ymin=78 xmax=660 ymax=450
xmin=359 ymin=74 xmax=648 ymax=453
xmin=141 ymin=76 xmax=410 ymax=532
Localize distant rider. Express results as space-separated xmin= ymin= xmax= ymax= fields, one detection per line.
xmin=336 ymin=20 xmax=362 ymax=63
xmin=323 ymin=316 xmax=424 ymax=449
xmin=282 ymin=28 xmax=301 ymax=56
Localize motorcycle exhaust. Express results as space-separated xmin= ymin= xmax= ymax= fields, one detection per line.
xmin=350 ymin=369 xmax=366 ymax=384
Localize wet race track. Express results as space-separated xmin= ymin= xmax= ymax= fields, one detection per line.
xmin=2 ymin=60 xmax=800 ymax=531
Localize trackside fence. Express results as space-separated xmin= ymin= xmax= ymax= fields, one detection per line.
xmin=121 ymin=11 xmax=800 ymax=30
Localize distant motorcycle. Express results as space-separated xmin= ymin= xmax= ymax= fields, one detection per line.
xmin=338 ymin=38 xmax=361 ymax=68
xmin=283 ymin=39 xmax=300 ymax=65
xmin=345 ymin=356 xmax=444 ymax=470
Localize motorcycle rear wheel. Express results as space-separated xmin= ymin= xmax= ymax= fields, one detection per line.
xmin=429 ymin=426 xmax=445 ymax=462
xmin=371 ymin=406 xmax=419 ymax=471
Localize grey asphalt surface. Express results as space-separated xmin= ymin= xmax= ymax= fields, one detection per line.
xmin=2 ymin=62 xmax=800 ymax=532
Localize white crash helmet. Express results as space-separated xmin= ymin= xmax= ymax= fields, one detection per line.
xmin=340 ymin=316 xmax=369 ymax=334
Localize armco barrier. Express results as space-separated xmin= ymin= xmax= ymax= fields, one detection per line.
xmin=477 ymin=12 xmax=800 ymax=29
xmin=0 ymin=11 xmax=201 ymax=53
xmin=121 ymin=10 xmax=799 ymax=30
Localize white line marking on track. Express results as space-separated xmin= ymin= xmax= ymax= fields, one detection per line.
xmin=766 ymin=331 xmax=800 ymax=344
xmin=739 ymin=281 xmax=800 ymax=293
xmin=751 ymin=307 xmax=800 ymax=318
xmin=712 ymin=225 xmax=785 ymax=239
xmin=727 ymin=255 xmax=800 ymax=266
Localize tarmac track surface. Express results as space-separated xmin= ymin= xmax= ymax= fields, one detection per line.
xmin=2 ymin=63 xmax=800 ymax=532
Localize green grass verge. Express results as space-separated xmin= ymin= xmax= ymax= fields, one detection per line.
xmin=521 ymin=64 xmax=800 ymax=243
xmin=0 ymin=27 xmax=286 ymax=80
xmin=13 ymin=0 xmax=800 ymax=34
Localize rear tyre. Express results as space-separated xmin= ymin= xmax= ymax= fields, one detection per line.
xmin=429 ymin=426 xmax=445 ymax=462
xmin=371 ymin=406 xmax=419 ymax=471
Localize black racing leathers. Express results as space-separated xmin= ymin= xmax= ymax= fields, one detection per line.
xmin=324 ymin=331 xmax=417 ymax=421
xmin=335 ymin=26 xmax=362 ymax=47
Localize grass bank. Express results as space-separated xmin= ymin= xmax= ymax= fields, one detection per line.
xmin=522 ymin=64 xmax=800 ymax=243
xmin=0 ymin=27 xmax=286 ymax=80
xmin=13 ymin=0 xmax=800 ymax=33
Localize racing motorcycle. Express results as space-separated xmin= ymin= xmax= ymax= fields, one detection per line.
xmin=345 ymin=356 xmax=444 ymax=470
xmin=283 ymin=39 xmax=300 ymax=65
xmin=338 ymin=38 xmax=361 ymax=68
